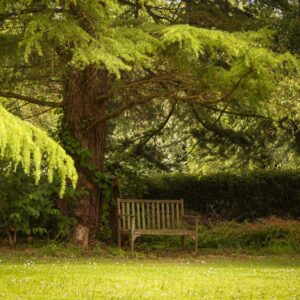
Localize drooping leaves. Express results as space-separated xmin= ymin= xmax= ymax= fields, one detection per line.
xmin=0 ymin=105 xmax=77 ymax=196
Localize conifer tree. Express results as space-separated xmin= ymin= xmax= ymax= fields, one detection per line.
xmin=0 ymin=0 xmax=297 ymax=246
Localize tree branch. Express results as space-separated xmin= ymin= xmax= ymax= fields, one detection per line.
xmin=134 ymin=103 xmax=176 ymax=151
xmin=0 ymin=91 xmax=63 ymax=108
xmin=21 ymin=107 xmax=54 ymax=120
xmin=200 ymin=103 xmax=270 ymax=119
xmin=0 ymin=8 xmax=63 ymax=20
xmin=86 ymin=92 xmax=174 ymax=130
xmin=118 ymin=0 xmax=173 ymax=23
xmin=190 ymin=104 xmax=252 ymax=148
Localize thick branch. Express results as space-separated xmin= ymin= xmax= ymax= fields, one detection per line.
xmin=89 ymin=67 xmax=253 ymax=130
xmin=190 ymin=104 xmax=252 ymax=148
xmin=0 ymin=8 xmax=63 ymax=20
xmin=0 ymin=91 xmax=62 ymax=108
xmin=86 ymin=92 xmax=174 ymax=130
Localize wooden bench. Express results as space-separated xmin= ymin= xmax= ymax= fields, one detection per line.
xmin=117 ymin=198 xmax=199 ymax=253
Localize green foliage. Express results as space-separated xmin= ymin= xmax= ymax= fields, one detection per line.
xmin=186 ymin=76 xmax=300 ymax=172
xmin=137 ymin=218 xmax=300 ymax=254
xmin=13 ymin=1 xmax=159 ymax=78
xmin=125 ymin=171 xmax=300 ymax=220
xmin=2 ymin=1 xmax=297 ymax=89
xmin=93 ymin=171 xmax=113 ymax=239
xmin=268 ymin=78 xmax=300 ymax=126
xmin=0 ymin=163 xmax=75 ymax=239
xmin=108 ymin=72 xmax=300 ymax=175
xmin=1 ymin=1 xmax=299 ymax=176
xmin=198 ymin=218 xmax=300 ymax=254
xmin=1 ymin=0 xmax=300 ymax=237
xmin=0 ymin=106 xmax=77 ymax=196
xmin=160 ymin=25 xmax=298 ymax=98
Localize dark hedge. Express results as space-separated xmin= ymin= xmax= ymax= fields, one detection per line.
xmin=126 ymin=171 xmax=300 ymax=221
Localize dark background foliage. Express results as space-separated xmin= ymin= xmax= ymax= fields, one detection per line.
xmin=122 ymin=171 xmax=300 ymax=221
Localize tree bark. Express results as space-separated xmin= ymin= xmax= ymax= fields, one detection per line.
xmin=63 ymin=66 xmax=110 ymax=248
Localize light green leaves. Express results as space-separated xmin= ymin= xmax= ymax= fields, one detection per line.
xmin=0 ymin=105 xmax=78 ymax=197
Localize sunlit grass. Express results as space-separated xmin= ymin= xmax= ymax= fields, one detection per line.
xmin=0 ymin=256 xmax=299 ymax=299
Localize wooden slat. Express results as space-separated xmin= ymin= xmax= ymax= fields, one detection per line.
xmin=142 ymin=203 xmax=145 ymax=229
xmin=176 ymin=203 xmax=180 ymax=228
xmin=118 ymin=199 xmax=186 ymax=231
xmin=180 ymin=199 xmax=184 ymax=225
xmin=161 ymin=203 xmax=165 ymax=229
xmin=117 ymin=199 xmax=121 ymax=234
xmin=137 ymin=203 xmax=140 ymax=229
xmin=126 ymin=202 xmax=130 ymax=229
xmin=147 ymin=202 xmax=150 ymax=229
xmin=157 ymin=203 xmax=160 ymax=229
xmin=121 ymin=202 xmax=126 ymax=229
xmin=132 ymin=202 xmax=135 ymax=228
xmin=133 ymin=229 xmax=195 ymax=236
xmin=166 ymin=203 xmax=170 ymax=229
xmin=152 ymin=202 xmax=156 ymax=229
xmin=171 ymin=204 xmax=175 ymax=229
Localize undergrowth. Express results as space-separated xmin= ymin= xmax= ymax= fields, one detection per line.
xmin=137 ymin=217 xmax=300 ymax=255
xmin=1 ymin=217 xmax=299 ymax=256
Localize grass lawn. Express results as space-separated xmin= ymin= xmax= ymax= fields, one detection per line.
xmin=0 ymin=255 xmax=299 ymax=299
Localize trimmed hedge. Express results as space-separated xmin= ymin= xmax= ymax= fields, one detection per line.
xmin=124 ymin=171 xmax=300 ymax=220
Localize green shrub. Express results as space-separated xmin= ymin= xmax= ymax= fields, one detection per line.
xmin=134 ymin=218 xmax=300 ymax=254
xmin=124 ymin=171 xmax=300 ymax=220
xmin=0 ymin=161 xmax=75 ymax=241
xmin=198 ymin=218 xmax=300 ymax=254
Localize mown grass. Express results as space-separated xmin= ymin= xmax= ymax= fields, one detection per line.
xmin=0 ymin=255 xmax=299 ymax=299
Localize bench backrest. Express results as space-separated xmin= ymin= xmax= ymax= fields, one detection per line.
xmin=117 ymin=199 xmax=184 ymax=230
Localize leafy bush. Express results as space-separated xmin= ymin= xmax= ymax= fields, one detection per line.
xmin=124 ymin=171 xmax=300 ymax=220
xmin=134 ymin=218 xmax=300 ymax=254
xmin=0 ymin=161 xmax=75 ymax=241
xmin=198 ymin=218 xmax=300 ymax=254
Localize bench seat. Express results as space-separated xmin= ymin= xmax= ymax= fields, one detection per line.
xmin=119 ymin=229 xmax=196 ymax=236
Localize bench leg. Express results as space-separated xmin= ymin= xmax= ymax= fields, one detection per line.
xmin=130 ymin=215 xmax=135 ymax=254
xmin=130 ymin=235 xmax=134 ymax=254
xmin=195 ymin=218 xmax=199 ymax=255
xmin=117 ymin=231 xmax=121 ymax=248
xmin=194 ymin=234 xmax=198 ymax=255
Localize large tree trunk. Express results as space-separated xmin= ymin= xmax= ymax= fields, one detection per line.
xmin=63 ymin=66 xmax=110 ymax=248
